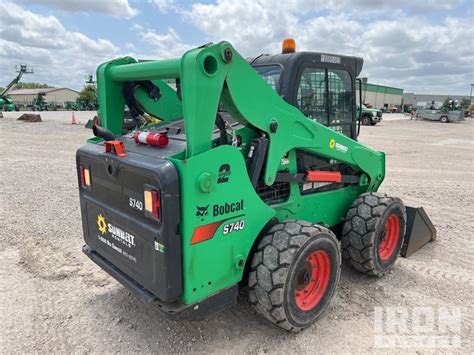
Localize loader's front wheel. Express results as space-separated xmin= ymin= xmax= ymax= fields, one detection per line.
xmin=341 ymin=192 xmax=406 ymax=276
xmin=248 ymin=221 xmax=341 ymax=332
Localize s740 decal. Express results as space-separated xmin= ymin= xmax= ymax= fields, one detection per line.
xmin=222 ymin=220 xmax=245 ymax=235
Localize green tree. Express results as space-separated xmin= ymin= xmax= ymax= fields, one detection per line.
xmin=13 ymin=82 xmax=52 ymax=89
xmin=77 ymin=85 xmax=97 ymax=104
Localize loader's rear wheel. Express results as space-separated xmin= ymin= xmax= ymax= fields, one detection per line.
xmin=248 ymin=221 xmax=341 ymax=332
xmin=341 ymin=192 xmax=406 ymax=276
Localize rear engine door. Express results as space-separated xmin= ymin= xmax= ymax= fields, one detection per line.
xmin=77 ymin=143 xmax=182 ymax=302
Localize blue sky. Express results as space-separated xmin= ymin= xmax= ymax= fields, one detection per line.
xmin=1 ymin=0 xmax=473 ymax=94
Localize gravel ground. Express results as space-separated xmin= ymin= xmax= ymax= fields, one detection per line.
xmin=1 ymin=112 xmax=473 ymax=353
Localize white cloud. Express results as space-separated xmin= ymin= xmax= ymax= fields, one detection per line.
xmin=131 ymin=23 xmax=145 ymax=31
xmin=184 ymin=1 xmax=370 ymax=60
xmin=149 ymin=0 xmax=176 ymax=13
xmin=359 ymin=16 xmax=473 ymax=93
xmin=184 ymin=0 xmax=473 ymax=94
xmin=125 ymin=42 xmax=137 ymax=50
xmin=325 ymin=0 xmax=463 ymax=14
xmin=139 ymin=28 xmax=194 ymax=58
xmin=298 ymin=16 xmax=363 ymax=54
xmin=0 ymin=1 xmax=120 ymax=89
xmin=1 ymin=0 xmax=471 ymax=95
xmin=185 ymin=1 xmax=287 ymax=55
xmin=19 ymin=0 xmax=138 ymax=19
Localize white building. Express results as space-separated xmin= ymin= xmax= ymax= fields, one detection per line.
xmin=8 ymin=88 xmax=79 ymax=108
xmin=356 ymin=83 xmax=404 ymax=111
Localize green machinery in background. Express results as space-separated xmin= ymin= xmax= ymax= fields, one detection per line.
xmin=79 ymin=75 xmax=100 ymax=111
xmin=32 ymin=92 xmax=57 ymax=111
xmin=0 ymin=65 xmax=33 ymax=111
xmin=66 ymin=100 xmax=97 ymax=111
xmin=65 ymin=75 xmax=99 ymax=111
xmin=77 ymin=40 xmax=436 ymax=331
xmin=65 ymin=101 xmax=79 ymax=111
xmin=82 ymin=74 xmax=99 ymax=110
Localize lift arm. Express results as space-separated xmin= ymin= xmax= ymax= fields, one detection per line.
xmin=96 ymin=42 xmax=385 ymax=190
xmin=1 ymin=65 xmax=32 ymax=98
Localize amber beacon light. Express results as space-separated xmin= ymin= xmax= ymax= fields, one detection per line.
xmin=282 ymin=38 xmax=296 ymax=53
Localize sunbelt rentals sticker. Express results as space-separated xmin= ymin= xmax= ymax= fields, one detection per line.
xmin=97 ymin=213 xmax=136 ymax=248
xmin=329 ymin=138 xmax=348 ymax=153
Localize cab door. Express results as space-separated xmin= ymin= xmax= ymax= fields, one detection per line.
xmin=293 ymin=66 xmax=356 ymax=139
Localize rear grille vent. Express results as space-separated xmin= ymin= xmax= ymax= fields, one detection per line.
xmin=256 ymin=182 xmax=290 ymax=205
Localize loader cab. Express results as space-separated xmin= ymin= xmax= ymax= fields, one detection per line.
xmin=249 ymin=42 xmax=363 ymax=140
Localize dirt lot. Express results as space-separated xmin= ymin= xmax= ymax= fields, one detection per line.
xmin=1 ymin=112 xmax=473 ymax=353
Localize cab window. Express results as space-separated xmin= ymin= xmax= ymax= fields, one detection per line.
xmin=328 ymin=69 xmax=353 ymax=136
xmin=253 ymin=65 xmax=282 ymax=91
xmin=296 ymin=67 xmax=353 ymax=137
xmin=296 ymin=68 xmax=327 ymax=125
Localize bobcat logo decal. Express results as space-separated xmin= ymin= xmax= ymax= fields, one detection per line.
xmin=196 ymin=205 xmax=209 ymax=217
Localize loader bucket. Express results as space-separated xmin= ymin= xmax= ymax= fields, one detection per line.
xmin=400 ymin=206 xmax=437 ymax=257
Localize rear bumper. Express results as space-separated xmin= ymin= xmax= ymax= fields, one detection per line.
xmin=83 ymin=244 xmax=157 ymax=302
xmin=83 ymin=244 xmax=238 ymax=320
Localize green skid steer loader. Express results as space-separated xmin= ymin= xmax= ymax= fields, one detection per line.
xmin=77 ymin=39 xmax=436 ymax=331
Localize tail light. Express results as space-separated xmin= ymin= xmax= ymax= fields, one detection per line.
xmin=144 ymin=188 xmax=160 ymax=220
xmin=80 ymin=165 xmax=91 ymax=189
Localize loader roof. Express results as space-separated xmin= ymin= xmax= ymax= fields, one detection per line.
xmin=248 ymin=51 xmax=364 ymax=78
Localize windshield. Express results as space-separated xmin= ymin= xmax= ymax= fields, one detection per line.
xmin=252 ymin=65 xmax=282 ymax=92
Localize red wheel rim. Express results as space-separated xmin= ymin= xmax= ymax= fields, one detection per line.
xmin=294 ymin=250 xmax=331 ymax=311
xmin=379 ymin=214 xmax=400 ymax=260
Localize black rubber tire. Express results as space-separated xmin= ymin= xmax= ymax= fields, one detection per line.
xmin=361 ymin=115 xmax=372 ymax=125
xmin=341 ymin=192 xmax=406 ymax=277
xmin=440 ymin=116 xmax=449 ymax=123
xmin=248 ymin=220 xmax=341 ymax=332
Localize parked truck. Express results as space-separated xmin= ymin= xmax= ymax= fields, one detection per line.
xmin=358 ymin=104 xmax=383 ymax=125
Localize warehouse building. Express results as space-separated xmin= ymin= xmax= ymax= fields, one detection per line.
xmin=8 ymin=88 xmax=79 ymax=108
xmin=357 ymin=83 xmax=404 ymax=111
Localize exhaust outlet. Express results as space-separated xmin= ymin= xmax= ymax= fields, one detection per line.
xmin=93 ymin=125 xmax=115 ymax=141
